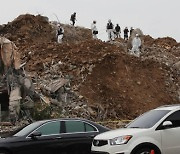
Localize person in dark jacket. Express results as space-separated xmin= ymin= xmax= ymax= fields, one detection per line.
xmin=115 ymin=24 xmax=121 ymax=38
xmin=123 ymin=27 xmax=129 ymax=40
xmin=70 ymin=12 xmax=76 ymax=26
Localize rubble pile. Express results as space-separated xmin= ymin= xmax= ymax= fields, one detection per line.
xmin=0 ymin=14 xmax=179 ymax=130
xmin=0 ymin=14 xmax=92 ymax=45
xmin=1 ymin=14 xmax=53 ymax=44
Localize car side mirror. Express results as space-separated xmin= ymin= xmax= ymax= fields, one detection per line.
xmin=162 ymin=121 xmax=173 ymax=128
xmin=29 ymin=131 xmax=42 ymax=139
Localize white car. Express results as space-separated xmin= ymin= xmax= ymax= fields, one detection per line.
xmin=91 ymin=104 xmax=180 ymax=154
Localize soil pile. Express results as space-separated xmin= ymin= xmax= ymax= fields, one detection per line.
xmin=0 ymin=14 xmax=179 ymax=125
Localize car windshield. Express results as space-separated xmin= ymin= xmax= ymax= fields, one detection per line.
xmin=14 ymin=122 xmax=42 ymax=137
xmin=126 ymin=110 xmax=170 ymax=128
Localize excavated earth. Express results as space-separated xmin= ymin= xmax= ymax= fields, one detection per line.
xmin=0 ymin=14 xmax=180 ymax=128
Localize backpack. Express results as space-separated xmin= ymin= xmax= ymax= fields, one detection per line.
xmin=107 ymin=22 xmax=113 ymax=29
xmin=93 ymin=30 xmax=98 ymax=34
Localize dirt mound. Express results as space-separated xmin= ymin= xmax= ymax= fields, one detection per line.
xmin=154 ymin=37 xmax=177 ymax=48
xmin=143 ymin=35 xmax=178 ymax=49
xmin=0 ymin=14 xmax=179 ymax=123
xmin=0 ymin=14 xmax=91 ymax=46
xmin=1 ymin=14 xmax=53 ymax=44
xmin=80 ymin=53 xmax=176 ymax=119
xmin=62 ymin=24 xmax=92 ymax=43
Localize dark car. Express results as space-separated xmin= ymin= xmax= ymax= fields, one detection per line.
xmin=0 ymin=118 xmax=110 ymax=154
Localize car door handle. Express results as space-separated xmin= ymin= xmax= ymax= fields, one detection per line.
xmin=55 ymin=137 xmax=62 ymax=139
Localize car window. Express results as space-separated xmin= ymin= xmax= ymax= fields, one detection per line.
xmin=165 ymin=111 xmax=180 ymax=128
xmin=36 ymin=121 xmax=60 ymax=135
xmin=14 ymin=122 xmax=43 ymax=137
xmin=85 ymin=123 xmax=96 ymax=132
xmin=126 ymin=110 xmax=170 ymax=128
xmin=65 ymin=121 xmax=85 ymax=133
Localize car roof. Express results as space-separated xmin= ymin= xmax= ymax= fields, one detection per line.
xmin=37 ymin=118 xmax=93 ymax=122
xmin=155 ymin=104 xmax=180 ymax=111
xmin=33 ymin=118 xmax=98 ymax=126
xmin=30 ymin=118 xmax=109 ymax=130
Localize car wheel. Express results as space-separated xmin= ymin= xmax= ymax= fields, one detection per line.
xmin=135 ymin=148 xmax=155 ymax=154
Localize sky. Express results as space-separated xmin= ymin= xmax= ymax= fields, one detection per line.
xmin=0 ymin=0 xmax=180 ymax=42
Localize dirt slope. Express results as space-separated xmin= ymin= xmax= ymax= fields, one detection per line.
xmin=0 ymin=14 xmax=179 ymax=122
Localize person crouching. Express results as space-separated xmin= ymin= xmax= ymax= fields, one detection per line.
xmin=56 ymin=24 xmax=64 ymax=43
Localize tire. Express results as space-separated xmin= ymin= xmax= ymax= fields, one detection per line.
xmin=135 ymin=147 xmax=155 ymax=154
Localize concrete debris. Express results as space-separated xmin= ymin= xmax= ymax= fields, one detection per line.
xmin=44 ymin=78 xmax=69 ymax=93
xmin=173 ymin=61 xmax=180 ymax=74
xmin=0 ymin=37 xmax=21 ymax=70
xmin=9 ymin=88 xmax=22 ymax=102
xmin=0 ymin=14 xmax=179 ymax=131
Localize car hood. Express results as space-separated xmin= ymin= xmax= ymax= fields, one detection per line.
xmin=94 ymin=128 xmax=148 ymax=140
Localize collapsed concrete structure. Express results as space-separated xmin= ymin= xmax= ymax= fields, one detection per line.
xmin=0 ymin=14 xmax=179 ymax=130
xmin=0 ymin=37 xmax=21 ymax=122
xmin=0 ymin=37 xmax=36 ymax=124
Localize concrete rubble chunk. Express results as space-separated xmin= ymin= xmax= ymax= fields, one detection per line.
xmin=44 ymin=78 xmax=69 ymax=93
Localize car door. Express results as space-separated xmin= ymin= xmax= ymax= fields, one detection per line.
xmin=161 ymin=111 xmax=180 ymax=154
xmin=18 ymin=120 xmax=63 ymax=154
xmin=60 ymin=120 xmax=98 ymax=154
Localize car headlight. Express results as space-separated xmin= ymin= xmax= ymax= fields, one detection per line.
xmin=110 ymin=135 xmax=132 ymax=145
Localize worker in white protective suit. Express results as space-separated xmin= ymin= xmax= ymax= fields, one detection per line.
xmin=131 ymin=34 xmax=141 ymax=57
xmin=106 ymin=19 xmax=115 ymax=41
xmin=91 ymin=20 xmax=98 ymax=39
xmin=56 ymin=24 xmax=64 ymax=43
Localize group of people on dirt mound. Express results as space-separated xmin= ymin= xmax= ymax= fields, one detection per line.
xmin=104 ymin=19 xmax=142 ymax=57
xmin=56 ymin=12 xmax=77 ymax=43
xmin=56 ymin=13 xmax=142 ymax=57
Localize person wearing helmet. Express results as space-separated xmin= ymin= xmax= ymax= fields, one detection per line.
xmin=91 ymin=20 xmax=98 ymax=39
xmin=106 ymin=19 xmax=115 ymax=41
xmin=131 ymin=33 xmax=142 ymax=57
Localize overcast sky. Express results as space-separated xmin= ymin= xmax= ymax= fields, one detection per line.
xmin=1 ymin=0 xmax=180 ymax=42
